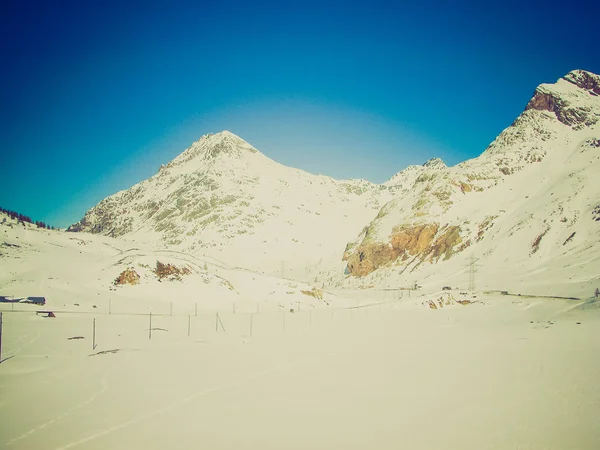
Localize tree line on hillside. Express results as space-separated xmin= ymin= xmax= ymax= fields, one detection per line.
xmin=0 ymin=206 xmax=57 ymax=230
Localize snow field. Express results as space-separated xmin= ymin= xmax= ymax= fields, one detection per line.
xmin=1 ymin=294 xmax=600 ymax=450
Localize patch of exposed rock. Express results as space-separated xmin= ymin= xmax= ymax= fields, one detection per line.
xmin=344 ymin=223 xmax=462 ymax=277
xmin=154 ymin=261 xmax=192 ymax=281
xmin=424 ymin=293 xmax=473 ymax=309
xmin=525 ymin=71 xmax=600 ymax=128
xmin=114 ymin=268 xmax=140 ymax=285
xmin=301 ymin=287 xmax=323 ymax=300
xmin=564 ymin=70 xmax=600 ymax=93
xmin=524 ymin=89 xmax=595 ymax=127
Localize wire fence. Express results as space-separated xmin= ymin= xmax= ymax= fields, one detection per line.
xmin=0 ymin=294 xmax=409 ymax=364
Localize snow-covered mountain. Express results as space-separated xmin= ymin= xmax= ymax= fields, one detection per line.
xmin=69 ymin=70 xmax=600 ymax=297
xmin=340 ymin=70 xmax=600 ymax=296
xmin=68 ymin=131 xmax=396 ymax=277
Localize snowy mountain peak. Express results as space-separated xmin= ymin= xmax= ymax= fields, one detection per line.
xmin=422 ymin=157 xmax=446 ymax=169
xmin=166 ymin=130 xmax=261 ymax=169
xmin=69 ymin=128 xmax=394 ymax=275
xmin=524 ymin=70 xmax=600 ymax=128
xmin=563 ymin=70 xmax=600 ymax=92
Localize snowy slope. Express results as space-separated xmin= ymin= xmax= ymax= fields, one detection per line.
xmin=0 ymin=211 xmax=347 ymax=313
xmin=69 ymin=131 xmax=394 ymax=277
xmin=339 ymin=70 xmax=600 ymax=297
xmin=68 ymin=71 xmax=600 ymax=297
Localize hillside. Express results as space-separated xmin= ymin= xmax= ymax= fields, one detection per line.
xmin=68 ymin=131 xmax=397 ymax=278
xmin=68 ymin=71 xmax=600 ymax=297
xmin=338 ymin=70 xmax=600 ymax=297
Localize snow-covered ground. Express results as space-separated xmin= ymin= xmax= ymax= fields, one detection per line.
xmin=2 ymin=214 xmax=600 ymax=449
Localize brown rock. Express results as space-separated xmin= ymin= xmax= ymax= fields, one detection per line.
xmin=526 ymin=90 xmax=559 ymax=113
xmin=429 ymin=226 xmax=462 ymax=261
xmin=154 ymin=261 xmax=191 ymax=280
xmin=459 ymin=182 xmax=472 ymax=193
xmin=301 ymin=288 xmax=323 ymax=300
xmin=345 ymin=223 xmax=463 ymax=277
xmin=564 ymin=70 xmax=600 ymax=91
xmin=114 ymin=268 xmax=140 ymax=285
xmin=525 ymin=85 xmax=598 ymax=127
xmin=391 ymin=223 xmax=439 ymax=256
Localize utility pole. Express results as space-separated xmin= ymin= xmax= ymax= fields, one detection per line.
xmin=0 ymin=312 xmax=3 ymax=363
xmin=465 ymin=254 xmax=481 ymax=293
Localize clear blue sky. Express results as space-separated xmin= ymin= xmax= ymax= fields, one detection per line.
xmin=2 ymin=0 xmax=599 ymax=228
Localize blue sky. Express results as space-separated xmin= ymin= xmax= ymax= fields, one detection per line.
xmin=2 ymin=0 xmax=599 ymax=228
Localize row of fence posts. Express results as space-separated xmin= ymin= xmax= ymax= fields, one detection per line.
xmin=96 ymin=295 xmax=398 ymax=320
xmin=0 ymin=296 xmax=403 ymax=355
xmin=87 ymin=308 xmax=319 ymax=350
xmin=103 ymin=290 xmax=408 ymax=318
xmin=105 ymin=300 xmax=272 ymax=318
xmin=107 ymin=300 xmax=260 ymax=317
xmin=144 ymin=304 xmax=383 ymax=343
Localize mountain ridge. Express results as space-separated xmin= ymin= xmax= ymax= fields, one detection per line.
xmin=69 ymin=70 xmax=600 ymax=294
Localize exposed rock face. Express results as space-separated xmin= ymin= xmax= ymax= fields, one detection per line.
xmin=524 ymin=70 xmax=600 ymax=127
xmin=300 ymin=287 xmax=323 ymax=300
xmin=525 ymin=89 xmax=597 ymax=127
xmin=423 ymin=293 xmax=470 ymax=310
xmin=154 ymin=261 xmax=191 ymax=281
xmin=114 ymin=268 xmax=140 ymax=285
xmin=391 ymin=223 xmax=440 ymax=257
xmin=423 ymin=158 xmax=446 ymax=169
xmin=564 ymin=70 xmax=600 ymax=93
xmin=526 ymin=90 xmax=559 ymax=114
xmin=344 ymin=223 xmax=462 ymax=276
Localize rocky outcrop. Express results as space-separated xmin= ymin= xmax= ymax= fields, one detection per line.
xmin=114 ymin=268 xmax=140 ymax=285
xmin=525 ymin=90 xmax=560 ymax=114
xmin=524 ymin=71 xmax=600 ymax=128
xmin=525 ymin=88 xmax=597 ymax=127
xmin=344 ymin=223 xmax=462 ymax=276
xmin=154 ymin=261 xmax=191 ymax=281
xmin=422 ymin=158 xmax=447 ymax=169
xmin=300 ymin=287 xmax=323 ymax=300
xmin=563 ymin=70 xmax=600 ymax=93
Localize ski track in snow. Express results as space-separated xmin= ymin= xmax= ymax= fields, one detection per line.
xmin=2 ymin=331 xmax=40 ymax=359
xmin=4 ymin=361 xmax=116 ymax=447
xmin=52 ymin=354 xmax=326 ymax=450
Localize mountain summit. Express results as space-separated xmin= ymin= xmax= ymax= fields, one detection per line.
xmin=69 ymin=130 xmax=394 ymax=276
xmin=524 ymin=70 xmax=600 ymax=127
xmin=168 ymin=131 xmax=261 ymax=166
